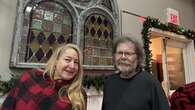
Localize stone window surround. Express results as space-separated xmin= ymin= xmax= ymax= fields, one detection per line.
xmin=10 ymin=0 xmax=120 ymax=70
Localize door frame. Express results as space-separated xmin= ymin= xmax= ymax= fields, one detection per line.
xmin=149 ymin=28 xmax=195 ymax=94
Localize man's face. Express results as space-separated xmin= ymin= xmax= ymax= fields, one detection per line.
xmin=114 ymin=42 xmax=138 ymax=74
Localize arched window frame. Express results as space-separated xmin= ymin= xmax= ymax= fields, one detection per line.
xmin=10 ymin=0 xmax=119 ymax=69
xmin=80 ymin=7 xmax=119 ymax=70
xmin=10 ymin=0 xmax=78 ymax=68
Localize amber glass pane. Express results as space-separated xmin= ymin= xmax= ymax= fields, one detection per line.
xmin=25 ymin=1 xmax=73 ymax=63
xmin=84 ymin=14 xmax=113 ymax=66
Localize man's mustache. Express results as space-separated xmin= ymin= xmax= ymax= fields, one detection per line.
xmin=118 ymin=60 xmax=131 ymax=65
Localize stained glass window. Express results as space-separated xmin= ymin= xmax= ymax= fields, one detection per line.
xmin=84 ymin=14 xmax=113 ymax=66
xmin=25 ymin=2 xmax=73 ymax=63
xmin=11 ymin=0 xmax=119 ymax=68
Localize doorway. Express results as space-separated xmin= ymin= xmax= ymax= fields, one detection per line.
xmin=149 ymin=28 xmax=194 ymax=96
xmin=166 ymin=40 xmax=186 ymax=90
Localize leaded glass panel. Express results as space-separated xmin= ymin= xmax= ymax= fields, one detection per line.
xmin=84 ymin=14 xmax=113 ymax=66
xmin=25 ymin=1 xmax=73 ymax=63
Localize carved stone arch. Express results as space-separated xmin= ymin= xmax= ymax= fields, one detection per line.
xmin=97 ymin=0 xmax=119 ymax=19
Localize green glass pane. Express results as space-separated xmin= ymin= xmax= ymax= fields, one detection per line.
xmin=44 ymin=11 xmax=54 ymax=21
xmin=63 ymin=16 xmax=72 ymax=25
xmin=53 ymin=23 xmax=62 ymax=33
xmin=31 ymin=19 xmax=42 ymax=30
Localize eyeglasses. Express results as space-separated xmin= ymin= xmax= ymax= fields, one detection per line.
xmin=115 ymin=51 xmax=136 ymax=58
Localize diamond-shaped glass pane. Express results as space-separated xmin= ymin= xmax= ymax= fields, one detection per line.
xmin=46 ymin=49 xmax=53 ymax=59
xmin=97 ymin=29 xmax=102 ymax=37
xmin=103 ymin=19 xmax=108 ymax=27
xmin=90 ymin=28 xmax=96 ymax=36
xmin=103 ymin=30 xmax=109 ymax=38
xmin=90 ymin=16 xmax=96 ymax=24
xmin=35 ymin=48 xmax=44 ymax=61
xmin=47 ymin=33 xmax=56 ymax=45
xmin=57 ymin=35 xmax=65 ymax=44
xmin=97 ymin=16 xmax=102 ymax=25
xmin=37 ymin=32 xmax=46 ymax=44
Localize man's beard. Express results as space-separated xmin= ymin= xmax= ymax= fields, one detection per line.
xmin=115 ymin=60 xmax=132 ymax=73
xmin=115 ymin=59 xmax=137 ymax=79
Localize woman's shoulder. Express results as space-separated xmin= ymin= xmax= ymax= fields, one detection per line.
xmin=20 ymin=69 xmax=44 ymax=82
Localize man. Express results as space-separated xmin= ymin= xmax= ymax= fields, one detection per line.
xmin=102 ymin=36 xmax=170 ymax=110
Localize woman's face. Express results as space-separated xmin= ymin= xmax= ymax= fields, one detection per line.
xmin=54 ymin=48 xmax=79 ymax=81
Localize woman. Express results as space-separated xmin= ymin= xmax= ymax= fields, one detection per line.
xmin=1 ymin=44 xmax=86 ymax=110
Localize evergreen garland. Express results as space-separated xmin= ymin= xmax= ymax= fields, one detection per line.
xmin=0 ymin=74 xmax=19 ymax=96
xmin=0 ymin=74 xmax=105 ymax=95
xmin=142 ymin=17 xmax=195 ymax=74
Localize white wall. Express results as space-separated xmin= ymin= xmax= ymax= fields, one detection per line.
xmin=0 ymin=0 xmax=17 ymax=80
xmin=118 ymin=0 xmax=195 ymax=39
